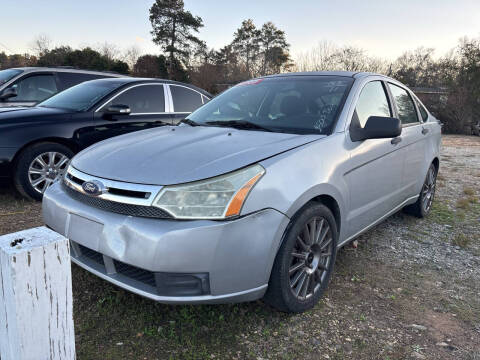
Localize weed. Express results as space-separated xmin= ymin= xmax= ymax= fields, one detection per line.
xmin=456 ymin=196 xmax=478 ymax=210
xmin=452 ymin=233 xmax=471 ymax=248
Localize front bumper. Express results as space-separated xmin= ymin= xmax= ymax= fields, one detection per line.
xmin=0 ymin=147 xmax=16 ymax=179
xmin=42 ymin=181 xmax=289 ymax=303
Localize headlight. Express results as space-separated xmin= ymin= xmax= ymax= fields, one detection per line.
xmin=152 ymin=164 xmax=265 ymax=219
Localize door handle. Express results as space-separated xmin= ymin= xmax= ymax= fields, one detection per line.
xmin=421 ymin=127 xmax=429 ymax=135
xmin=391 ymin=137 xmax=402 ymax=145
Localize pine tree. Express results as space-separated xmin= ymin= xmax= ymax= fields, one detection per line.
xmin=149 ymin=0 xmax=203 ymax=78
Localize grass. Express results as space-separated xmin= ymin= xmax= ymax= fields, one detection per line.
xmin=429 ymin=201 xmax=463 ymax=226
xmin=456 ymin=195 xmax=478 ymax=210
xmin=451 ymin=233 xmax=471 ymax=248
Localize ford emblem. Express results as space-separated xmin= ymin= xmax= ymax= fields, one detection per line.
xmin=82 ymin=180 xmax=104 ymax=196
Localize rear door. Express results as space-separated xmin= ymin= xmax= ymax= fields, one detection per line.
xmin=345 ymin=80 xmax=405 ymax=239
xmin=386 ymin=83 xmax=426 ymax=200
xmin=168 ymin=84 xmax=206 ymax=124
xmin=93 ymin=83 xmax=172 ymax=142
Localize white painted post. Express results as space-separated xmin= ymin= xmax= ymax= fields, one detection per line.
xmin=0 ymin=226 xmax=75 ymax=360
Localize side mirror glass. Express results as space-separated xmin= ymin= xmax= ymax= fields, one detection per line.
xmin=350 ymin=116 xmax=402 ymax=142
xmin=0 ymin=87 xmax=18 ymax=100
xmin=105 ymin=104 xmax=131 ymax=115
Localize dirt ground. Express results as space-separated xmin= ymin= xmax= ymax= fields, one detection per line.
xmin=0 ymin=135 xmax=479 ymax=360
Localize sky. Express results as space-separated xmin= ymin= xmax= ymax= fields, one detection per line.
xmin=1 ymin=0 xmax=479 ymax=61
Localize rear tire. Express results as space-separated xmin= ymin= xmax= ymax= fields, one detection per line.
xmin=403 ymin=163 xmax=437 ymax=218
xmin=14 ymin=142 xmax=73 ymax=200
xmin=264 ymin=202 xmax=338 ymax=313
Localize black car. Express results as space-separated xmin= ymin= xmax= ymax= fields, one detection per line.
xmin=0 ymin=78 xmax=211 ymax=199
xmin=0 ymin=67 xmax=123 ymax=107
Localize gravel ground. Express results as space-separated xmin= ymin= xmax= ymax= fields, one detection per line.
xmin=0 ymin=134 xmax=479 ymax=360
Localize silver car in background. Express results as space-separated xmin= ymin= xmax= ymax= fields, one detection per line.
xmin=43 ymin=72 xmax=441 ymax=313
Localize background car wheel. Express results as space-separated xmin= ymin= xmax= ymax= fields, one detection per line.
xmin=14 ymin=142 xmax=73 ymax=200
xmin=264 ymin=202 xmax=338 ymax=313
xmin=403 ymin=163 xmax=437 ymax=218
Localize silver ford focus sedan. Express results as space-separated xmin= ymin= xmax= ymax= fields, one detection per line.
xmin=43 ymin=72 xmax=441 ymax=313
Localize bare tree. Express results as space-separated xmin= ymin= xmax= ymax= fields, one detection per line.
xmin=294 ymin=41 xmax=389 ymax=74
xmin=122 ymin=45 xmax=142 ymax=69
xmin=30 ymin=34 xmax=51 ymax=57
xmin=96 ymin=42 xmax=120 ymax=61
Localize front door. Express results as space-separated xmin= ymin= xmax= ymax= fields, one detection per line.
xmin=344 ymin=80 xmax=405 ymax=239
xmin=93 ymin=84 xmax=172 ymax=142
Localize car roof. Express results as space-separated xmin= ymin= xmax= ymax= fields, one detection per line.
xmin=9 ymin=67 xmax=124 ymax=77
xmin=263 ymin=71 xmax=359 ymax=78
xmin=84 ymin=77 xmax=212 ymax=98
xmin=260 ymin=71 xmax=395 ymax=80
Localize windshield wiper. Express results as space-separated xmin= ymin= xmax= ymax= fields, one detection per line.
xmin=205 ymin=120 xmax=273 ymax=132
xmin=179 ymin=118 xmax=201 ymax=127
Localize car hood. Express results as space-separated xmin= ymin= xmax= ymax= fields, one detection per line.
xmin=0 ymin=106 xmax=71 ymax=121
xmin=72 ymin=125 xmax=324 ymax=185
xmin=0 ymin=106 xmax=30 ymax=113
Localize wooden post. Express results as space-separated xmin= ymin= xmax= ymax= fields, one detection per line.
xmin=0 ymin=226 xmax=75 ymax=360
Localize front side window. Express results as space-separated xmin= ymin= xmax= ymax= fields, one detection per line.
xmin=0 ymin=69 xmax=23 ymax=85
xmin=355 ymin=81 xmax=391 ymax=127
xmin=39 ymin=80 xmax=122 ymax=111
xmin=170 ymin=85 xmax=203 ymax=112
xmin=8 ymin=74 xmax=57 ymax=102
xmin=101 ymin=85 xmax=165 ymax=113
xmin=388 ymin=83 xmax=419 ymax=125
xmin=187 ymin=76 xmax=353 ymax=135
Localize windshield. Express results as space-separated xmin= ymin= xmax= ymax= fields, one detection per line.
xmin=38 ymin=80 xmax=123 ymax=111
xmin=187 ymin=76 xmax=353 ymax=135
xmin=0 ymin=69 xmax=23 ymax=85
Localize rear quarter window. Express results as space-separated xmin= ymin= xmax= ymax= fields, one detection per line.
xmin=170 ymin=85 xmax=203 ymax=112
xmin=414 ymin=97 xmax=429 ymax=122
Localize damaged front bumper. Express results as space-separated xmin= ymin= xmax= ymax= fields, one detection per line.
xmin=42 ymin=181 xmax=289 ymax=304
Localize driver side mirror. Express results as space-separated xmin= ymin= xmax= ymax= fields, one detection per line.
xmin=104 ymin=104 xmax=131 ymax=115
xmin=0 ymin=87 xmax=17 ymax=101
xmin=350 ymin=116 xmax=401 ymax=142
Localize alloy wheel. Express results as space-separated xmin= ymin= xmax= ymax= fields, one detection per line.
xmin=421 ymin=165 xmax=436 ymax=213
xmin=28 ymin=152 xmax=70 ymax=194
xmin=289 ymin=217 xmax=333 ymax=300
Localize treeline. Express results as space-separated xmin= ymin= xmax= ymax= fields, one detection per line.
xmin=0 ymin=0 xmax=478 ymax=134
xmin=296 ymin=38 xmax=480 ymax=134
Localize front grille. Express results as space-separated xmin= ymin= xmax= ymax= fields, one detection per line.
xmin=78 ymin=244 xmax=104 ymax=265
xmin=113 ymin=260 xmax=156 ymax=288
xmin=71 ymin=241 xmax=211 ymax=296
xmin=64 ymin=183 xmax=173 ymax=219
xmin=66 ymin=173 xmax=150 ymax=199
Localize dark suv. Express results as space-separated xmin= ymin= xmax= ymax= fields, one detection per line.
xmin=0 ymin=77 xmax=211 ymax=199
xmin=0 ymin=67 xmax=123 ymax=108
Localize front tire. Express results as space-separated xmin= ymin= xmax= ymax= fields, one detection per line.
xmin=264 ymin=202 xmax=338 ymax=313
xmin=14 ymin=142 xmax=73 ymax=200
xmin=403 ymin=163 xmax=437 ymax=218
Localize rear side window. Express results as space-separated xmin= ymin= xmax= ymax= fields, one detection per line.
xmin=170 ymin=85 xmax=203 ymax=112
xmin=9 ymin=74 xmax=58 ymax=102
xmin=102 ymin=84 xmax=165 ymax=113
xmin=57 ymin=72 xmax=109 ymax=90
xmin=414 ymin=97 xmax=428 ymax=122
xmin=355 ymin=81 xmax=391 ymax=127
xmin=388 ymin=83 xmax=419 ymax=125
